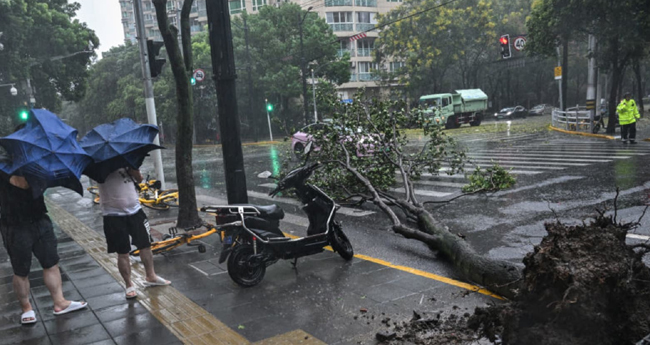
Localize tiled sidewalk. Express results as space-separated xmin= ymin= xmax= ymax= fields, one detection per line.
xmin=0 ymin=221 xmax=180 ymax=345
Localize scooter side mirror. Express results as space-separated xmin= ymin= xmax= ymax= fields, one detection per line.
xmin=304 ymin=141 xmax=313 ymax=154
xmin=257 ymin=171 xmax=272 ymax=179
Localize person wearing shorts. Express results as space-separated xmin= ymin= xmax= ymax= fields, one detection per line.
xmin=98 ymin=167 xmax=169 ymax=299
xmin=0 ymin=171 xmax=87 ymax=324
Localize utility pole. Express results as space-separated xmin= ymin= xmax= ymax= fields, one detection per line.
xmin=586 ymin=34 xmax=597 ymax=126
xmin=243 ymin=16 xmax=257 ymax=141
xmin=556 ymin=46 xmax=564 ymax=111
xmin=298 ymin=7 xmax=312 ymax=126
xmin=206 ymin=0 xmax=248 ymax=204
xmin=134 ymin=0 xmax=165 ymax=189
xmin=311 ymin=69 xmax=318 ymax=122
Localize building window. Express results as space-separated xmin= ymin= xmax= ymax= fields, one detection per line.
xmin=253 ymin=0 xmax=267 ymax=11
xmin=387 ymin=0 xmax=402 ymax=2
xmin=326 ymin=12 xmax=353 ymax=31
xmin=325 ymin=0 xmax=352 ymax=6
xmin=355 ymin=0 xmax=377 ymax=7
xmin=358 ymin=62 xmax=379 ymax=81
xmin=356 ymin=38 xmax=374 ymax=56
xmin=191 ymin=19 xmax=202 ymax=32
xmin=122 ymin=11 xmax=129 ymax=18
xmin=338 ymin=40 xmax=354 ymax=57
xmin=144 ymin=1 xmax=152 ymax=10
xmin=229 ymin=0 xmax=245 ymax=14
xmin=389 ymin=61 xmax=405 ymax=72
xmin=166 ymin=1 xmax=176 ymax=11
xmin=356 ymin=12 xmax=376 ymax=31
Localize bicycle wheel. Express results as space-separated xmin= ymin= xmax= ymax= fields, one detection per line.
xmin=162 ymin=195 xmax=179 ymax=207
xmin=130 ymin=237 xmax=184 ymax=256
xmin=142 ymin=200 xmax=171 ymax=211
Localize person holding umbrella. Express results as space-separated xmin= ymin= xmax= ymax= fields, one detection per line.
xmin=81 ymin=118 xmax=170 ymax=299
xmin=0 ymin=123 xmax=88 ymax=325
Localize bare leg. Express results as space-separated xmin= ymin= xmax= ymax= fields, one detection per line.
xmin=138 ymin=248 xmax=157 ymax=282
xmin=43 ymin=265 xmax=70 ymax=312
xmin=117 ymin=254 xmax=133 ymax=288
xmin=13 ymin=275 xmax=32 ymax=314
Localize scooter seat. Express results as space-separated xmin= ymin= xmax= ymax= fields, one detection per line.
xmin=244 ymin=217 xmax=285 ymax=239
xmin=233 ymin=204 xmax=284 ymax=220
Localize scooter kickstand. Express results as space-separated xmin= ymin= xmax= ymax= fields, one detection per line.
xmin=291 ymin=258 xmax=299 ymax=269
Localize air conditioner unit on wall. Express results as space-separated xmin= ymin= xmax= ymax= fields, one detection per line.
xmin=350 ymin=61 xmax=356 ymax=68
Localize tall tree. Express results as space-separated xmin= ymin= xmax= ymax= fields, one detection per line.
xmin=152 ymin=0 xmax=201 ymax=228
xmin=229 ymin=5 xmax=350 ymax=131
xmin=375 ymin=0 xmax=496 ymax=99
xmin=0 ymin=0 xmax=98 ymax=133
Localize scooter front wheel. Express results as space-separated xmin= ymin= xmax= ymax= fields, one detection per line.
xmin=330 ymin=223 xmax=354 ymax=261
xmin=227 ymin=245 xmax=266 ymax=287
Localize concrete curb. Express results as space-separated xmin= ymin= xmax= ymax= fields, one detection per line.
xmin=549 ymin=125 xmax=615 ymax=140
xmin=193 ymin=140 xmax=283 ymax=148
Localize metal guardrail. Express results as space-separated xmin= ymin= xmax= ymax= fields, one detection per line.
xmin=552 ymin=109 xmax=596 ymax=133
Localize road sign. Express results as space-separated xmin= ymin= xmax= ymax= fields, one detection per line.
xmin=554 ymin=66 xmax=562 ymax=80
xmin=513 ymin=36 xmax=526 ymax=51
xmin=193 ymin=69 xmax=206 ymax=82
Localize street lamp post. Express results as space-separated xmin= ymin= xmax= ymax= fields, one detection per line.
xmin=299 ymin=7 xmax=313 ymax=126
xmin=0 ymin=83 xmax=18 ymax=96
xmin=265 ymin=99 xmax=273 ymax=141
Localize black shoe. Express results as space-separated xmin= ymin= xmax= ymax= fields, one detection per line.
xmin=622 ymin=140 xmax=629 ymax=144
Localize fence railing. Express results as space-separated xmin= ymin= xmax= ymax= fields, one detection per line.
xmin=329 ymin=23 xmax=354 ymax=32
xmin=552 ymin=109 xmax=598 ymax=133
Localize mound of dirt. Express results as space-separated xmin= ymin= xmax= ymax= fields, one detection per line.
xmin=377 ymin=215 xmax=650 ymax=345
xmin=469 ymin=215 xmax=650 ymax=345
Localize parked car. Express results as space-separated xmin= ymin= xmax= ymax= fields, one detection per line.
xmin=291 ymin=122 xmax=377 ymax=158
xmin=529 ymin=104 xmax=554 ymax=116
xmin=494 ymin=106 xmax=528 ymax=119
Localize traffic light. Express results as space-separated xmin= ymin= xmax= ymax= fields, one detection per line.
xmin=266 ymin=103 xmax=274 ymax=112
xmin=18 ymin=108 xmax=29 ymax=121
xmin=500 ymin=34 xmax=511 ymax=59
xmin=190 ymin=77 xmax=196 ymax=86
xmin=146 ymin=40 xmax=166 ymax=78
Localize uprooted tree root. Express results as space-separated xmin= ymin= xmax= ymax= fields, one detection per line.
xmin=380 ymin=213 xmax=650 ymax=345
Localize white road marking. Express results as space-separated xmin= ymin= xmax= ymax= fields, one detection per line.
xmin=626 ymin=233 xmax=650 ymax=241
xmin=389 ymin=187 xmax=453 ymax=198
xmin=466 ymin=155 xmax=611 ymax=163
xmin=463 ymin=159 xmax=589 ymax=167
xmin=470 ymin=152 xmax=630 ymax=159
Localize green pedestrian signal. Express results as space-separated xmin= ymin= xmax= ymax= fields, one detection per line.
xmin=266 ymin=103 xmax=273 ymax=112
xmin=19 ymin=109 xmax=29 ymax=121
xmin=190 ymin=77 xmax=196 ymax=86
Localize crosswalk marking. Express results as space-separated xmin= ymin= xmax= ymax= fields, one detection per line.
xmin=466 ymin=155 xmax=612 ymax=163
xmin=248 ymin=189 xmax=375 ymax=217
xmin=469 ymin=152 xmax=630 ymax=159
xmin=389 ymin=187 xmax=453 ymax=198
xmin=464 ymin=159 xmax=590 ymax=167
xmin=474 ymin=149 xmax=647 ymax=156
xmin=409 ymin=180 xmax=467 ymax=188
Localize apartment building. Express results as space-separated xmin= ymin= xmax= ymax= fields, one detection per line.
xmin=118 ymin=0 xmax=403 ymax=96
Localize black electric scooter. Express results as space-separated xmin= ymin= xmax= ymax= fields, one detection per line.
xmin=200 ymin=143 xmax=354 ymax=287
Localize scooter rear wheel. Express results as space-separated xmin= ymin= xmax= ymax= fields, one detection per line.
xmin=227 ymin=245 xmax=266 ymax=287
xmin=330 ymin=223 xmax=354 ymax=261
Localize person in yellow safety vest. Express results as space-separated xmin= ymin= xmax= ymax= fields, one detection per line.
xmin=617 ymin=92 xmax=641 ymax=144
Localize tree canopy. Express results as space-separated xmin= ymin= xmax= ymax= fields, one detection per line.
xmin=0 ymin=0 xmax=98 ymax=133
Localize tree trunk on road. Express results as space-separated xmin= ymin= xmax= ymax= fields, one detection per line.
xmin=153 ymin=0 xmax=201 ymax=228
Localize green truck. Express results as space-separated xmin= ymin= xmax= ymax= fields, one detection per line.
xmin=419 ymin=89 xmax=488 ymax=129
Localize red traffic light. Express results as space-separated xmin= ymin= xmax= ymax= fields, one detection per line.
xmin=499 ymin=36 xmax=509 ymax=45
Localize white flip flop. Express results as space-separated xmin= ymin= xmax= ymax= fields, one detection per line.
xmin=21 ymin=310 xmax=37 ymax=325
xmin=53 ymin=301 xmax=87 ymax=316
xmin=125 ymin=286 xmax=137 ymax=299
xmin=143 ymin=276 xmax=171 ymax=287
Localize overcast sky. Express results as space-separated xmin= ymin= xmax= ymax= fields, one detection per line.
xmin=75 ymin=0 xmax=124 ymax=58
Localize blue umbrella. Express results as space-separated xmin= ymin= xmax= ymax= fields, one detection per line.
xmin=80 ymin=118 xmax=163 ymax=183
xmin=0 ymin=109 xmax=93 ymax=197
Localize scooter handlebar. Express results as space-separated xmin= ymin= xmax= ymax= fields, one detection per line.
xmin=268 ymin=162 xmax=320 ymax=197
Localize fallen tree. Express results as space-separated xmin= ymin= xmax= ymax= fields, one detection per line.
xmin=300 ymin=94 xmax=521 ymax=298
xmin=376 ymin=210 xmax=650 ymax=344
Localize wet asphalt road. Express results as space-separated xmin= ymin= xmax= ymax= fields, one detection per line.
xmin=130 ymin=116 xmax=650 ymax=282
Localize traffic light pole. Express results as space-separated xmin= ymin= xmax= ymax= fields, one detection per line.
xmin=134 ymin=0 xmax=165 ymax=189
xmin=206 ymin=0 xmax=248 ymax=204
xmin=265 ymin=99 xmax=273 ymax=141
